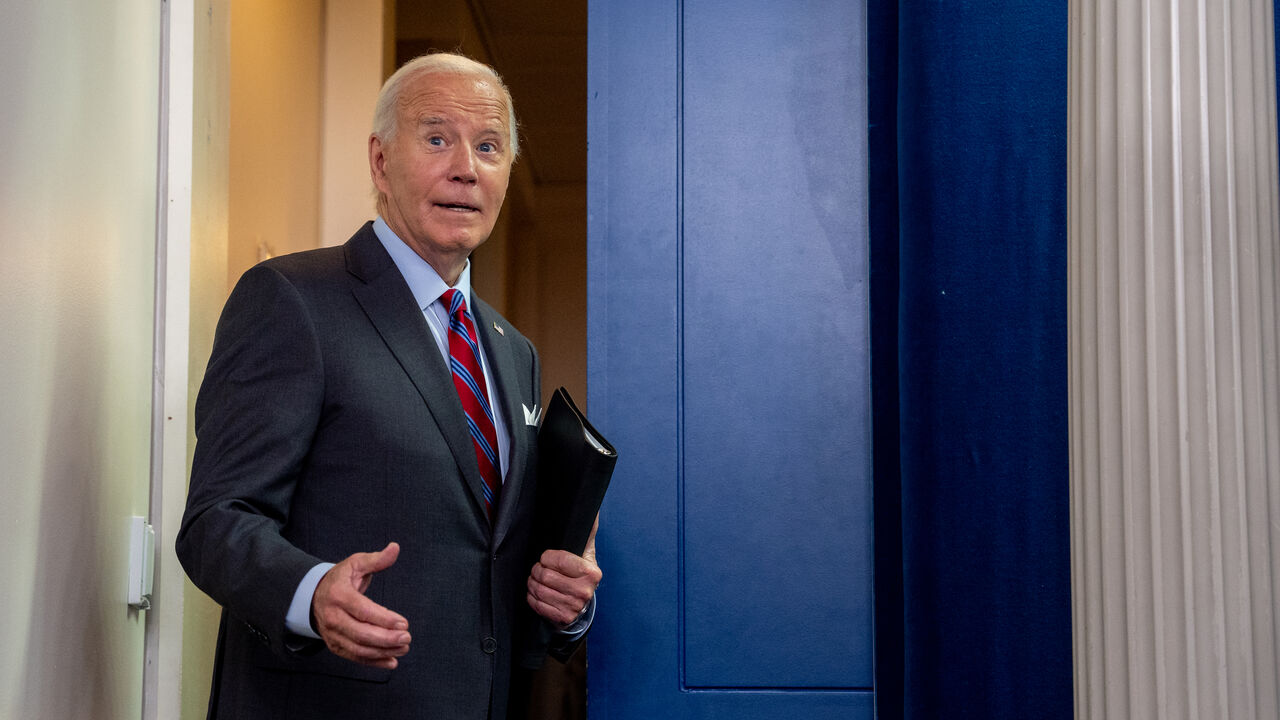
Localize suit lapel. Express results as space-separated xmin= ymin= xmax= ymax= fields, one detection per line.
xmin=344 ymin=226 xmax=493 ymax=523
xmin=472 ymin=298 xmax=531 ymax=547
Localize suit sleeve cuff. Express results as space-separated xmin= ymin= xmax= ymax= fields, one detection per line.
xmin=285 ymin=562 xmax=335 ymax=639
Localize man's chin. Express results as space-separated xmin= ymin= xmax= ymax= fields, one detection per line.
xmin=427 ymin=233 xmax=491 ymax=261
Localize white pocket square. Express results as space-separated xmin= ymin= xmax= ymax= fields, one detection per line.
xmin=522 ymin=403 xmax=543 ymax=427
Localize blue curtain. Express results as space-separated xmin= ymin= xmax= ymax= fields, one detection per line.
xmin=870 ymin=2 xmax=1073 ymax=718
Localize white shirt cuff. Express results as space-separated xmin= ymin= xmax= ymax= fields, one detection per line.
xmin=285 ymin=562 xmax=335 ymax=639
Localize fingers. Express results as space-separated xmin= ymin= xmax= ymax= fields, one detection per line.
xmin=321 ymin=577 xmax=409 ymax=633
xmin=527 ymin=582 xmax=588 ymax=627
xmin=313 ymin=545 xmax=411 ymax=669
xmin=527 ymin=549 xmax=602 ymax=627
xmin=314 ymin=593 xmax=411 ymax=668
xmin=316 ymin=602 xmax=412 ymax=669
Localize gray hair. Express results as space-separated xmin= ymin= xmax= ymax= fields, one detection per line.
xmin=371 ymin=52 xmax=519 ymax=157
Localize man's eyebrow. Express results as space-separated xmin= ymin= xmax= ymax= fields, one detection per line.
xmin=416 ymin=115 xmax=507 ymax=140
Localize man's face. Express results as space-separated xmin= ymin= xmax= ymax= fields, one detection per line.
xmin=370 ymin=71 xmax=513 ymax=277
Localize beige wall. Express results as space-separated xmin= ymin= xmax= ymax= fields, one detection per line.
xmin=227 ymin=0 xmax=325 ymax=284
xmin=321 ymin=0 xmax=387 ymax=247
xmin=0 ymin=0 xmax=160 ymax=717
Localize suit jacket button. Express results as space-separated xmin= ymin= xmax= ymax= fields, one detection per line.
xmin=482 ymin=637 xmax=497 ymax=654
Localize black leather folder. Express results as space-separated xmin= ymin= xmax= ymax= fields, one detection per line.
xmin=517 ymin=388 xmax=617 ymax=667
xmin=535 ymin=387 xmax=617 ymax=556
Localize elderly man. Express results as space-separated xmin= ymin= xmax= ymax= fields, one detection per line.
xmin=177 ymin=53 xmax=601 ymax=719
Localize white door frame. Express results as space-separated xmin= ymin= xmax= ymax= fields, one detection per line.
xmin=143 ymin=0 xmax=193 ymax=717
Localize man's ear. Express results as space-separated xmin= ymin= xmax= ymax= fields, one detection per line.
xmin=368 ymin=134 xmax=386 ymax=189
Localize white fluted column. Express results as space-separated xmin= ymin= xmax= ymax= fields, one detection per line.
xmin=1070 ymin=0 xmax=1280 ymax=718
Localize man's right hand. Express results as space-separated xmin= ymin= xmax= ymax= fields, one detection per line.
xmin=312 ymin=542 xmax=411 ymax=669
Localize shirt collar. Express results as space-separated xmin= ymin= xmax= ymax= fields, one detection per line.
xmin=372 ymin=216 xmax=473 ymax=311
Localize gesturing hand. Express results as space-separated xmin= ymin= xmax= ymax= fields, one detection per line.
xmin=527 ymin=517 xmax=603 ymax=628
xmin=312 ymin=542 xmax=411 ymax=669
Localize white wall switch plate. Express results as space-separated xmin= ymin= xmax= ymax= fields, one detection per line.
xmin=128 ymin=515 xmax=155 ymax=610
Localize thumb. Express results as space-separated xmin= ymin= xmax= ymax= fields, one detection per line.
xmin=582 ymin=517 xmax=599 ymax=565
xmin=367 ymin=541 xmax=401 ymax=572
xmin=349 ymin=542 xmax=401 ymax=585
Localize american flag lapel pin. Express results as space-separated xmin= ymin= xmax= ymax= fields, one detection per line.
xmin=493 ymin=322 xmax=504 ymax=336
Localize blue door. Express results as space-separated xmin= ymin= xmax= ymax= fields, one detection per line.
xmin=585 ymin=1 xmax=873 ymax=716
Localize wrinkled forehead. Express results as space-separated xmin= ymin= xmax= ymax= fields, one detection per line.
xmin=397 ymin=71 xmax=511 ymax=132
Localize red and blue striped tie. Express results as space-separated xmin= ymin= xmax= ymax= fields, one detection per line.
xmin=442 ymin=289 xmax=501 ymax=520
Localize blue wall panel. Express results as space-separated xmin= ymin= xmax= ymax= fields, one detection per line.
xmin=681 ymin=0 xmax=871 ymax=689
xmin=587 ymin=0 xmax=873 ymax=716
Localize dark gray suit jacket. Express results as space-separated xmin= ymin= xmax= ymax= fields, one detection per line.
xmin=177 ymin=223 xmax=550 ymax=719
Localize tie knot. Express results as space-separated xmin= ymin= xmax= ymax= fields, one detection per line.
xmin=442 ymin=288 xmax=467 ymax=318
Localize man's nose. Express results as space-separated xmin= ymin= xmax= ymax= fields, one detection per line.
xmin=449 ymin=146 xmax=478 ymax=183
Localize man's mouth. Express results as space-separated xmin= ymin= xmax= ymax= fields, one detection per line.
xmin=436 ymin=202 xmax=480 ymax=213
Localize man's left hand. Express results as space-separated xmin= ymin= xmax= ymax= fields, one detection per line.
xmin=527 ymin=518 xmax=602 ymax=628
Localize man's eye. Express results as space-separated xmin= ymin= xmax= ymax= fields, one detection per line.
xmin=428 ymin=136 xmax=444 ymax=146
xmin=478 ymin=142 xmax=496 ymax=153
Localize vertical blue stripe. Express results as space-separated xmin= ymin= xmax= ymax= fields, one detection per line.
xmin=449 ymin=357 xmax=495 ymax=422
